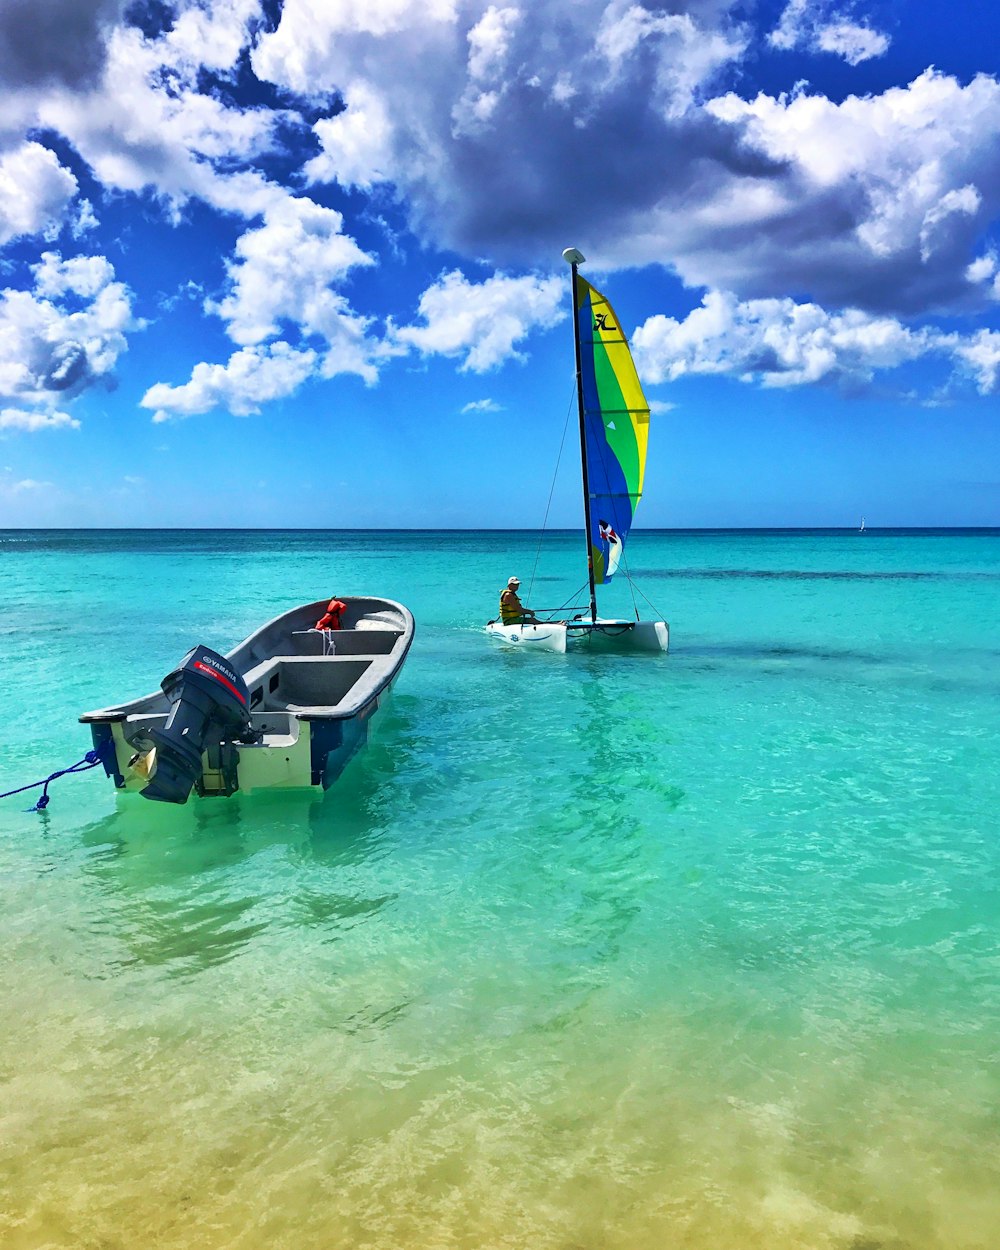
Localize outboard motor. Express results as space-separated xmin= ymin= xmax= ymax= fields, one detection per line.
xmin=140 ymin=645 xmax=255 ymax=804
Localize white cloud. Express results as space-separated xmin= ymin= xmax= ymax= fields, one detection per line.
xmin=392 ymin=269 xmax=564 ymax=371
xmin=461 ymin=397 xmax=502 ymax=414
xmin=595 ymin=2 xmax=747 ymax=118
xmin=33 ymin=250 xmax=117 ymax=299
xmin=952 ymin=330 xmax=1000 ymax=395
xmin=965 ymin=251 xmax=1000 ymax=301
xmin=467 ymin=5 xmax=518 ymax=81
xmin=632 ymin=290 xmax=942 ymax=388
xmin=0 ymin=250 xmax=138 ymax=427
xmin=0 ymin=141 xmax=79 ymax=244
xmin=252 ymin=0 xmax=459 ymax=96
xmin=699 ymin=70 xmax=1000 ymax=309
xmin=919 ymin=185 xmax=981 ymax=262
xmin=633 ymin=287 xmax=1000 ymax=396
xmin=304 ymin=82 xmax=395 ymax=189
xmin=453 ymin=6 xmax=521 ymax=134
xmin=273 ymin=1 xmax=757 ymax=269
xmin=260 ymin=3 xmax=996 ymax=318
xmin=70 ymin=197 xmax=99 ymax=237
xmin=769 ymin=2 xmax=889 ymax=65
xmin=141 ymin=342 xmax=320 ymax=422
xmin=816 ymin=21 xmax=889 ymax=66
xmin=9 ymin=477 xmax=53 ymax=490
xmin=209 ymin=196 xmax=377 ymax=382
xmin=0 ymin=409 xmax=78 ymax=432
xmin=35 ymin=12 xmax=280 ymax=217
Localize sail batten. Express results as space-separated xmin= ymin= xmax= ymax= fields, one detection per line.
xmin=574 ymin=274 xmax=651 ymax=585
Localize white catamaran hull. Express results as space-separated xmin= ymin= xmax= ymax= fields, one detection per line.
xmin=486 ymin=618 xmax=668 ymax=654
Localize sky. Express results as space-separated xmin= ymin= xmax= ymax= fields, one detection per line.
xmin=0 ymin=0 xmax=998 ymax=528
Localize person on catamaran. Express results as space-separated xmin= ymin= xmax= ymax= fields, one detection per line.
xmin=314 ymin=598 xmax=347 ymax=630
xmin=499 ymin=577 xmax=538 ymax=625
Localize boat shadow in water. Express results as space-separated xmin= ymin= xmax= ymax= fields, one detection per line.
xmin=514 ymin=663 xmax=686 ymax=1022
xmin=73 ymin=700 xmax=419 ymax=977
xmin=682 ymin=641 xmax=885 ymax=666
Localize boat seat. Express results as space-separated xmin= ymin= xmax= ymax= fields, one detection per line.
xmin=290 ymin=630 xmax=329 ymax=655
xmin=289 ymin=628 xmax=402 ymax=656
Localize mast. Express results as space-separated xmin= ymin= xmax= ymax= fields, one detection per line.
xmin=563 ymin=246 xmax=598 ymax=623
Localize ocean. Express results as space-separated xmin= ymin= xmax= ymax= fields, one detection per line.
xmin=1 ymin=527 xmax=999 ymax=1249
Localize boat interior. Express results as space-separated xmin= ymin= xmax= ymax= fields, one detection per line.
xmin=82 ymin=598 xmax=412 ymax=728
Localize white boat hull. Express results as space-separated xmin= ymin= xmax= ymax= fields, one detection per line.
xmin=486 ymin=618 xmax=668 ymax=654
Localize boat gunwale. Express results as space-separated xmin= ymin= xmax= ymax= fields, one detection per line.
xmin=79 ymin=596 xmax=415 ymax=724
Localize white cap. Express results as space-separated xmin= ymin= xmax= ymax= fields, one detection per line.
xmin=508 ymin=576 xmax=520 ymax=585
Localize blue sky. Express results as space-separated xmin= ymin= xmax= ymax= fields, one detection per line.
xmin=1 ymin=0 xmax=998 ymax=528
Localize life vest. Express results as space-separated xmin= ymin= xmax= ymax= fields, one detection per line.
xmin=314 ymin=598 xmax=346 ymax=630
xmin=499 ymin=588 xmax=522 ymax=625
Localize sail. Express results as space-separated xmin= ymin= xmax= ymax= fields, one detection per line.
xmin=575 ymin=275 xmax=651 ymax=584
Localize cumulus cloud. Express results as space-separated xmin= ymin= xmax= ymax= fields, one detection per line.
xmin=144 ymin=190 xmax=382 ymax=419
xmin=965 ymin=251 xmax=1000 ymax=301
xmin=254 ymin=2 xmax=1000 ymax=322
xmin=0 ymin=142 xmax=79 ymax=245
xmin=391 ymin=269 xmax=565 ymax=371
xmin=632 ymin=288 xmax=1000 ymax=396
xmin=0 ymin=409 xmax=78 ymax=433
xmin=0 ymin=251 xmax=139 ymax=428
xmin=815 ymin=21 xmax=889 ymax=66
xmin=267 ymin=0 xmax=758 ymax=265
xmin=769 ymin=1 xmax=889 ymax=65
xmin=33 ymin=4 xmax=281 ymax=217
xmin=702 ymin=70 xmax=1000 ymax=312
xmin=1 ymin=0 xmax=998 ymax=431
xmin=141 ymin=342 xmax=320 ymax=421
xmin=304 ymin=81 xmax=395 ymax=189
xmin=209 ymin=196 xmax=377 ymax=381
xmin=952 ymin=330 xmax=1000 ymax=395
xmin=632 ymin=290 xmax=940 ymax=388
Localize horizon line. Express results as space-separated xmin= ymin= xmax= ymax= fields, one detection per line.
xmin=3 ymin=526 xmax=999 ymax=534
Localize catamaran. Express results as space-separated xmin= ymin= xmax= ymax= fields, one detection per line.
xmin=486 ymin=248 xmax=669 ymax=654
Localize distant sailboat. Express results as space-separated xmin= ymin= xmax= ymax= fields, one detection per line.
xmin=859 ymin=517 xmax=866 ymax=532
xmin=485 ymin=248 xmax=668 ymax=654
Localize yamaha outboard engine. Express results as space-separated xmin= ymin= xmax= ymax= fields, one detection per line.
xmin=141 ymin=645 xmax=255 ymax=804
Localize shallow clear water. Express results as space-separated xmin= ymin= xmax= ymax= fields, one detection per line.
xmin=2 ymin=528 xmax=999 ymax=1249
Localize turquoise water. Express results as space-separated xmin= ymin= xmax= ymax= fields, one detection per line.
xmin=2 ymin=528 xmax=999 ymax=1249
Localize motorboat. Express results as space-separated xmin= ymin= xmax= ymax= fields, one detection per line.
xmin=80 ymin=597 xmax=414 ymax=804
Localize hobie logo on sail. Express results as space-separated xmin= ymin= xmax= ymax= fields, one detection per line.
xmin=594 ymin=312 xmax=615 ymax=332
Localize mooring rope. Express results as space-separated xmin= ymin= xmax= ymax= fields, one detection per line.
xmin=0 ymin=746 xmax=109 ymax=812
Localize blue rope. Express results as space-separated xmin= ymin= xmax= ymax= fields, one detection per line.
xmin=0 ymin=746 xmax=109 ymax=812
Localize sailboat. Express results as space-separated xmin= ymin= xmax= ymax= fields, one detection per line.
xmin=859 ymin=517 xmax=866 ymax=532
xmin=486 ymin=247 xmax=669 ymax=654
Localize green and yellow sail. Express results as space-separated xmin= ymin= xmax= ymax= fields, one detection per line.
xmin=575 ymin=275 xmax=650 ymax=584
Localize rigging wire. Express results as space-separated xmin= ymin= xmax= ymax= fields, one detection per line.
xmin=526 ymin=382 xmax=577 ymax=602
xmin=617 ymin=532 xmax=642 ymax=620
xmin=621 ymin=567 xmax=668 ymax=621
